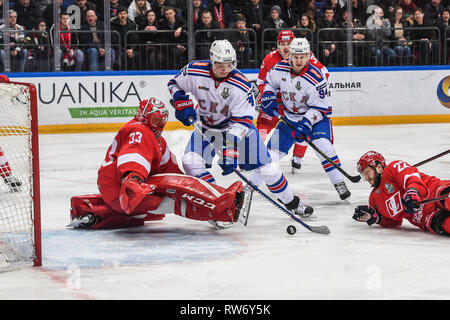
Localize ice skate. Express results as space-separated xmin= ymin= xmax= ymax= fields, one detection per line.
xmin=67 ymin=214 xmax=96 ymax=229
xmin=291 ymin=156 xmax=302 ymax=173
xmin=282 ymin=195 xmax=316 ymax=219
xmin=4 ymin=176 xmax=22 ymax=192
xmin=234 ymin=184 xmax=253 ymax=226
xmin=334 ymin=182 xmax=351 ymax=200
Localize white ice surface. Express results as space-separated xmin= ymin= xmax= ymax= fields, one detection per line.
xmin=0 ymin=123 xmax=449 ymax=300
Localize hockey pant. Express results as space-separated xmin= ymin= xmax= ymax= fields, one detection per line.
xmin=70 ymin=173 xmax=244 ymax=229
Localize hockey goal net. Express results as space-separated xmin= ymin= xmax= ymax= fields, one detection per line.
xmin=0 ymin=79 xmax=41 ymax=271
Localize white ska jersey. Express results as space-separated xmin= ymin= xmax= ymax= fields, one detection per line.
xmin=168 ymin=60 xmax=255 ymax=137
xmin=264 ymin=60 xmax=332 ymax=124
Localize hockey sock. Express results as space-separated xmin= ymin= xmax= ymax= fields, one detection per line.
xmin=293 ymin=142 xmax=308 ymax=158
xmin=196 ymin=171 xmax=216 ymax=184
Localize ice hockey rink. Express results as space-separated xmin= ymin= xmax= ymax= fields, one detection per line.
xmin=0 ymin=122 xmax=449 ymax=301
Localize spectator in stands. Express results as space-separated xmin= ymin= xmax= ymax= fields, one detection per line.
xmin=374 ymin=0 xmax=397 ymax=21
xmin=230 ymin=13 xmax=253 ymax=68
xmin=152 ymin=0 xmax=167 ymax=23
xmin=388 ymin=5 xmax=413 ymax=64
xmin=191 ymin=0 xmax=205 ymax=24
xmin=338 ymin=10 xmax=369 ymax=66
xmin=399 ymin=0 xmax=418 ymax=23
xmin=49 ymin=11 xmax=84 ymax=71
xmin=206 ymin=0 xmax=234 ymax=29
xmin=139 ymin=9 xmax=161 ymax=69
xmin=159 ymin=5 xmax=187 ymax=69
xmin=25 ymin=18 xmax=51 ymax=71
xmin=110 ymin=0 xmax=122 ymax=19
xmin=317 ymin=6 xmax=340 ymax=66
xmin=263 ymin=5 xmax=288 ymax=48
xmin=424 ymin=0 xmax=444 ymax=24
xmin=410 ymin=8 xmax=440 ymax=64
xmin=325 ymin=0 xmax=344 ymax=23
xmin=296 ymin=13 xmax=315 ymax=42
xmin=436 ymin=8 xmax=449 ymax=63
xmin=194 ymin=10 xmax=222 ymax=60
xmin=365 ymin=5 xmax=397 ymax=65
xmin=127 ymin=0 xmax=151 ymax=28
xmin=300 ymin=0 xmax=318 ymax=27
xmin=242 ymin=0 xmax=265 ymax=34
xmin=74 ymin=0 xmax=97 ymax=23
xmin=0 ymin=0 xmax=4 ymax=25
xmin=111 ymin=6 xmax=141 ymax=70
xmin=43 ymin=0 xmax=64 ymax=28
xmin=14 ymin=0 xmax=42 ymax=31
xmin=280 ymin=0 xmax=300 ymax=28
xmin=0 ymin=10 xmax=28 ymax=72
xmin=342 ymin=0 xmax=367 ymax=25
xmin=79 ymin=9 xmax=115 ymax=71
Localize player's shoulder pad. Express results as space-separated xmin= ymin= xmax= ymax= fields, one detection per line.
xmin=227 ymin=69 xmax=251 ymax=93
xmin=303 ymin=63 xmax=325 ymax=84
xmin=273 ymin=60 xmax=290 ymax=73
xmin=185 ymin=60 xmax=211 ymax=77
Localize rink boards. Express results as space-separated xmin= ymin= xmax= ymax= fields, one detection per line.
xmin=8 ymin=66 xmax=450 ymax=134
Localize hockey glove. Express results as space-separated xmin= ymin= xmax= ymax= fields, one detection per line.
xmin=119 ymin=173 xmax=156 ymax=215
xmin=219 ymin=135 xmax=239 ymax=176
xmin=402 ymin=188 xmax=421 ymax=214
xmin=174 ymin=97 xmax=197 ymax=127
xmin=292 ymin=117 xmax=312 ymax=142
xmin=260 ymin=91 xmax=278 ymax=117
xmin=353 ymin=205 xmax=381 ymax=226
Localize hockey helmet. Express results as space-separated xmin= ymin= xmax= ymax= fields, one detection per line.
xmin=135 ymin=98 xmax=169 ymax=137
xmin=209 ymin=39 xmax=237 ymax=73
xmin=277 ymin=29 xmax=295 ymax=44
xmin=289 ymin=37 xmax=310 ymax=56
xmin=357 ymin=151 xmax=386 ymax=173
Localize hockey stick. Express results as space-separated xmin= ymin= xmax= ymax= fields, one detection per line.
xmin=169 ymin=105 xmax=330 ymax=234
xmin=273 ymin=111 xmax=361 ymax=183
xmin=413 ymin=149 xmax=450 ymax=167
xmin=419 ymin=193 xmax=449 ymax=205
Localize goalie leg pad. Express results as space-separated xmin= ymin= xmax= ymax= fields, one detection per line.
xmin=147 ymin=174 xmax=244 ymax=222
xmin=70 ymin=194 xmax=161 ymax=229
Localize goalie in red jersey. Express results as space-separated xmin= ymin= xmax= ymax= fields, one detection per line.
xmin=69 ymin=98 xmax=252 ymax=230
xmin=255 ymin=29 xmax=329 ymax=172
xmin=353 ymin=151 xmax=450 ymax=235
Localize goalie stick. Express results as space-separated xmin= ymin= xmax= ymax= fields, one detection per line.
xmin=170 ymin=98 xmax=330 ymax=234
xmin=273 ymin=111 xmax=361 ymax=183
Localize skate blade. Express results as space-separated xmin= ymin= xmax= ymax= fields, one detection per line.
xmin=238 ymin=185 xmax=253 ymax=226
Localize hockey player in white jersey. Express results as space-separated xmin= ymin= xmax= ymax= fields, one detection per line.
xmin=168 ymin=39 xmax=314 ymax=218
xmin=260 ymin=38 xmax=351 ymax=200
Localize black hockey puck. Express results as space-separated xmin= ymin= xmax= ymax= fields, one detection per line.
xmin=287 ymin=225 xmax=296 ymax=235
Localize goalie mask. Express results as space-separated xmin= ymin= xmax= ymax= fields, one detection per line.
xmin=135 ymin=98 xmax=169 ymax=137
xmin=209 ymin=39 xmax=237 ymax=77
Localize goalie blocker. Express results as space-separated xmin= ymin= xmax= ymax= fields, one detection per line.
xmin=70 ymin=98 xmax=252 ymax=229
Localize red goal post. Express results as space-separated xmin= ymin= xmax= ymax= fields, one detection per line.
xmin=0 ymin=78 xmax=41 ymax=270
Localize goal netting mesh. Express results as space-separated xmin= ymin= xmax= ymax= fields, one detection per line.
xmin=0 ymin=81 xmax=40 ymax=271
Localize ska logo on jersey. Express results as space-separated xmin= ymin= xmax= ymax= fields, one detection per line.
xmin=385 ymin=191 xmax=403 ymax=217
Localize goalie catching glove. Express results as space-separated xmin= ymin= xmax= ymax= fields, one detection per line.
xmin=353 ymin=205 xmax=381 ymax=226
xmin=119 ymin=173 xmax=156 ymax=214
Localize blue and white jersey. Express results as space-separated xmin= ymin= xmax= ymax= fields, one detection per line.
xmin=168 ymin=60 xmax=255 ymax=138
xmin=264 ymin=60 xmax=331 ymax=124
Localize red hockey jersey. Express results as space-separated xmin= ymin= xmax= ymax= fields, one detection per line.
xmin=97 ymin=119 xmax=182 ymax=205
xmin=369 ymin=160 xmax=449 ymax=231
